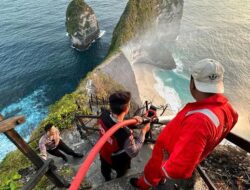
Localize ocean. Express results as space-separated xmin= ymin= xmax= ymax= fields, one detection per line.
xmin=155 ymin=0 xmax=250 ymax=140
xmin=0 ymin=0 xmax=127 ymax=160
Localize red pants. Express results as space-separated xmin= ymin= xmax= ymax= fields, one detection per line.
xmin=137 ymin=139 xmax=166 ymax=189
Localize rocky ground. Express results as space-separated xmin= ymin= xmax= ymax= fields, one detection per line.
xmin=201 ymin=145 xmax=250 ymax=190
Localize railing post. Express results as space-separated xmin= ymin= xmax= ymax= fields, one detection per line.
xmin=197 ymin=166 xmax=217 ymax=190
xmin=96 ymin=95 xmax=98 ymax=108
xmin=89 ymin=99 xmax=93 ymax=112
xmin=0 ymin=115 xmax=69 ymax=188
xmin=145 ymin=101 xmax=149 ymax=111
xmin=102 ymin=97 xmax=105 ymax=106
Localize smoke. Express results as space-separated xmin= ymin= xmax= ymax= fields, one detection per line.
xmin=122 ymin=0 xmax=184 ymax=70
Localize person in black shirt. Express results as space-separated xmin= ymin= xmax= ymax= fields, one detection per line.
xmin=98 ymin=91 xmax=150 ymax=181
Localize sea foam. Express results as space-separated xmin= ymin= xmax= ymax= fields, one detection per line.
xmin=0 ymin=87 xmax=48 ymax=160
xmin=153 ymin=71 xmax=182 ymax=113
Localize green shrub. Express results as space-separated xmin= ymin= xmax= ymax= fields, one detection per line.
xmin=0 ymin=151 xmax=30 ymax=190
xmin=0 ymin=172 xmax=22 ymax=190
xmin=66 ymin=0 xmax=94 ymax=35
xmin=108 ymin=0 xmax=159 ymax=55
xmin=43 ymin=93 xmax=90 ymax=130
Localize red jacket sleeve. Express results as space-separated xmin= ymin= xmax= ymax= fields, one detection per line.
xmin=161 ymin=114 xmax=210 ymax=179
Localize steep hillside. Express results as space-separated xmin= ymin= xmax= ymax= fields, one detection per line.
xmin=108 ymin=0 xmax=183 ymax=55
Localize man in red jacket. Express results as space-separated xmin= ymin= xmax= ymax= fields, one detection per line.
xmin=130 ymin=58 xmax=238 ymax=189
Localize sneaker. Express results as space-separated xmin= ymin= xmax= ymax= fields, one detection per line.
xmin=73 ymin=152 xmax=84 ymax=158
xmin=130 ymin=178 xmax=140 ymax=188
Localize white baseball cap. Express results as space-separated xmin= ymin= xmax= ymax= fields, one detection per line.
xmin=190 ymin=58 xmax=225 ymax=93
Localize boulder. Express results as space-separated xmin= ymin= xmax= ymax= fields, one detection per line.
xmin=66 ymin=0 xmax=100 ymax=50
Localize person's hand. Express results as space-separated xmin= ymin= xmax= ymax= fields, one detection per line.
xmin=141 ymin=123 xmax=151 ymax=134
xmin=40 ymin=154 xmax=47 ymax=161
xmin=133 ymin=116 xmax=143 ymax=125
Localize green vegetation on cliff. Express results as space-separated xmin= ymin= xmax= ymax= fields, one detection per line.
xmin=108 ymin=0 xmax=182 ymax=56
xmin=0 ymin=90 xmax=90 ymax=189
xmin=0 ymin=71 xmax=125 ymax=189
xmin=108 ymin=0 xmax=159 ymax=55
xmin=66 ymin=0 xmax=94 ymax=35
xmin=0 ymin=151 xmax=29 ymax=190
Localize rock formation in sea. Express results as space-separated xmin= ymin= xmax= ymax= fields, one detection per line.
xmin=66 ymin=0 xmax=100 ymax=50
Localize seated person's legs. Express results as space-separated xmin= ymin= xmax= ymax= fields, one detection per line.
xmin=47 ymin=148 xmax=68 ymax=162
xmin=57 ymin=139 xmax=83 ymax=158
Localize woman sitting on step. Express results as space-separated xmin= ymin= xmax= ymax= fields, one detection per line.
xmin=39 ymin=123 xmax=83 ymax=162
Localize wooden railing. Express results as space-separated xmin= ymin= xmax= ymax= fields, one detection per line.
xmin=0 ymin=115 xmax=69 ymax=190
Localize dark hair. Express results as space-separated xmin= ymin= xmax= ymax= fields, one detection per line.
xmin=44 ymin=123 xmax=54 ymax=132
xmin=109 ymin=91 xmax=131 ymax=115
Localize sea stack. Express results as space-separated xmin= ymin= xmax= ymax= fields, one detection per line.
xmin=66 ymin=0 xmax=100 ymax=50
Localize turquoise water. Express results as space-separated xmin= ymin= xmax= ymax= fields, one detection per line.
xmin=0 ymin=0 xmax=127 ymax=160
xmin=156 ymin=0 xmax=250 ymax=139
xmin=155 ymin=70 xmax=193 ymax=109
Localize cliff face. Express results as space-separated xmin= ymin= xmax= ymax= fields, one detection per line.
xmin=99 ymin=0 xmax=184 ymax=106
xmin=108 ymin=0 xmax=183 ymax=54
xmin=107 ymin=0 xmax=183 ymax=70
xmin=66 ymin=0 xmax=100 ymax=50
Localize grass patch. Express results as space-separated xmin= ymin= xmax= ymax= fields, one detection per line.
xmin=0 ymin=150 xmax=30 ymax=190
xmin=88 ymin=71 xmax=124 ymax=99
xmin=0 ymin=91 xmax=90 ymax=189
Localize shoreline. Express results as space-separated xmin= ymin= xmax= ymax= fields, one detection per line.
xmin=132 ymin=63 xmax=166 ymax=106
xmin=131 ymin=63 xmax=176 ymax=115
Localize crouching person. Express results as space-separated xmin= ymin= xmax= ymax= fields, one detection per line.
xmin=39 ymin=123 xmax=83 ymax=162
xmin=98 ymin=91 xmax=150 ymax=181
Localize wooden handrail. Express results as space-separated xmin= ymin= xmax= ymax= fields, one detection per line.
xmin=0 ymin=115 xmax=25 ymax=133
xmin=0 ymin=115 xmax=69 ymax=188
xmin=22 ymin=159 xmax=53 ymax=190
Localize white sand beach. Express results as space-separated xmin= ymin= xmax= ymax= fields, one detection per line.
xmin=132 ymin=63 xmax=167 ymax=107
xmin=100 ymin=52 xmax=175 ymax=114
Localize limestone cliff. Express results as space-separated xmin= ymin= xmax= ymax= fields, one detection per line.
xmin=107 ymin=0 xmax=183 ymax=70
xmin=66 ymin=0 xmax=100 ymax=50
xmin=99 ymin=0 xmax=184 ymax=106
xmin=108 ymin=0 xmax=183 ymax=53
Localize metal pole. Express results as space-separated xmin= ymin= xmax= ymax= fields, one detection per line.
xmin=197 ymin=166 xmax=217 ymax=190
xmin=145 ymin=101 xmax=149 ymax=111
